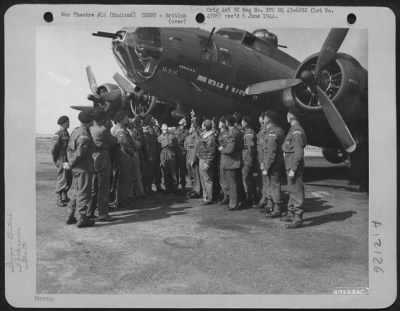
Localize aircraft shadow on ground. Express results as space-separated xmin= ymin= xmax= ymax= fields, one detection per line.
xmin=303 ymin=197 xmax=334 ymax=214
xmin=306 ymin=182 xmax=362 ymax=193
xmin=300 ymin=196 xmax=356 ymax=227
xmin=303 ymin=165 xmax=350 ymax=183
xmin=302 ymin=210 xmax=357 ymax=228
xmin=93 ymin=193 xmax=192 ymax=227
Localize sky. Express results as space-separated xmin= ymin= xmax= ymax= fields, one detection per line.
xmin=36 ymin=26 xmax=367 ymax=134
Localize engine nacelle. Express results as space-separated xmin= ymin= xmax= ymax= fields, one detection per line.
xmin=291 ymin=53 xmax=368 ymax=122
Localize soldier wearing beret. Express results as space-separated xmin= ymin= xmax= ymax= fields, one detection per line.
xmin=66 ymin=111 xmax=95 ymax=228
xmin=87 ymin=109 xmax=118 ymax=221
xmin=158 ymin=123 xmax=179 ymax=194
xmin=51 ymin=115 xmax=73 ymax=207
xmin=282 ymin=111 xmax=307 ymax=228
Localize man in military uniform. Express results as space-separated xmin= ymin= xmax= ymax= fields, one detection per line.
xmin=217 ymin=117 xmax=229 ymax=204
xmin=184 ymin=124 xmax=201 ymax=198
xmin=114 ymin=112 xmax=136 ymax=208
xmin=51 ymin=115 xmax=73 ymax=207
xmin=66 ymin=111 xmax=95 ymax=228
xmin=142 ymin=124 xmax=155 ymax=193
xmin=282 ymin=111 xmax=307 ymax=228
xmin=197 ymin=119 xmax=217 ymax=205
xmin=129 ymin=116 xmax=146 ymax=198
xmin=262 ymin=110 xmax=285 ymax=218
xmin=88 ymin=109 xmax=117 ymax=221
xmin=233 ymin=112 xmax=246 ymax=204
xmin=175 ymin=117 xmax=189 ymax=191
xmin=254 ymin=113 xmax=267 ymax=209
xmin=220 ymin=114 xmax=245 ymax=210
xmin=241 ymin=116 xmax=257 ymax=206
xmin=150 ymin=117 xmax=163 ymax=192
xmin=158 ymin=124 xmax=178 ymax=194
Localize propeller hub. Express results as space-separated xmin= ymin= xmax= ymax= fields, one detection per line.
xmin=300 ymin=70 xmax=315 ymax=84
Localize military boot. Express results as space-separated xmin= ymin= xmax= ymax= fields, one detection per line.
xmin=280 ymin=210 xmax=294 ymax=222
xmin=265 ymin=203 xmax=281 ymax=218
xmin=285 ymin=213 xmax=303 ymax=229
xmin=265 ymin=199 xmax=273 ymax=213
xmin=156 ymin=185 xmax=163 ymax=193
xmin=77 ymin=215 xmax=95 ymax=228
xmin=61 ymin=191 xmax=70 ymax=203
xmin=57 ymin=193 xmax=66 ymax=207
xmin=260 ymin=199 xmax=273 ymax=213
xmin=65 ymin=215 xmax=77 ymax=225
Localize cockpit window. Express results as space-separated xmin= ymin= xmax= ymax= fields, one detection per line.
xmin=215 ymin=29 xmax=245 ymax=41
xmin=218 ymin=48 xmax=232 ymax=66
xmin=242 ymin=32 xmax=272 ymax=55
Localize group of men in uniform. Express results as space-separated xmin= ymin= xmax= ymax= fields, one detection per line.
xmin=51 ymin=108 xmax=307 ymax=229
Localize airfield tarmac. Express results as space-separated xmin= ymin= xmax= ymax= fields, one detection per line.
xmin=36 ymin=146 xmax=368 ymax=295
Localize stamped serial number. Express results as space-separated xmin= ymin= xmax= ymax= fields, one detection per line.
xmin=371 ymin=220 xmax=384 ymax=273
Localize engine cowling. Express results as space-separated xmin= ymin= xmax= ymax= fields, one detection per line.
xmin=291 ymin=53 xmax=367 ymax=121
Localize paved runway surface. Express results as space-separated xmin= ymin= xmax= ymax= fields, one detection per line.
xmin=36 ymin=148 xmax=368 ymax=294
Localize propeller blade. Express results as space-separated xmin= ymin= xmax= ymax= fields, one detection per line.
xmin=316 ymin=87 xmax=356 ymax=153
xmin=113 ymin=72 xmax=137 ymax=94
xmin=70 ymin=106 xmax=94 ymax=112
xmin=86 ymin=66 xmax=99 ymax=94
xmin=315 ymin=28 xmax=349 ymax=74
xmin=245 ymin=79 xmax=302 ymax=95
xmin=100 ymin=89 xmax=122 ymax=102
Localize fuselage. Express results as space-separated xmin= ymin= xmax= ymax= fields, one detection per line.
xmin=111 ymin=27 xmax=368 ymax=149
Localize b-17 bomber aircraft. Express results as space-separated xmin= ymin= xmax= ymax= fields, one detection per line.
xmin=72 ymin=27 xmax=368 ymax=170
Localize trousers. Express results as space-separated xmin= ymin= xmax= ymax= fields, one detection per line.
xmin=287 ymin=163 xmax=305 ymax=214
xmin=199 ymin=159 xmax=214 ymax=202
xmin=266 ymin=169 xmax=282 ymax=204
xmin=55 ymin=165 xmax=72 ymax=194
xmin=88 ymin=166 xmax=111 ymax=217
xmin=117 ymin=153 xmax=134 ymax=204
xmin=176 ymin=150 xmax=187 ymax=188
xmin=68 ymin=171 xmax=92 ymax=218
xmin=224 ymin=169 xmax=245 ymax=209
xmin=161 ymin=157 xmax=177 ymax=193
xmin=242 ymin=164 xmax=256 ymax=201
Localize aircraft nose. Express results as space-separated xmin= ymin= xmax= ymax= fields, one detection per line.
xmin=112 ymin=27 xmax=162 ymax=84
